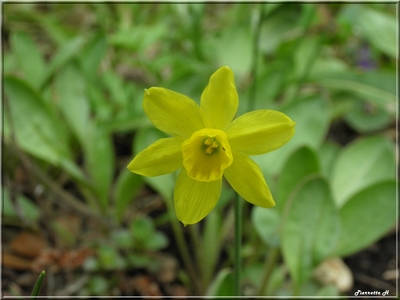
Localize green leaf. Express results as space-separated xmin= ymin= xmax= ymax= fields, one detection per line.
xmin=144 ymin=232 xmax=169 ymax=251
xmin=311 ymin=72 xmax=396 ymax=114
xmin=11 ymin=32 xmax=46 ymax=89
xmin=205 ymin=268 xmax=234 ymax=296
xmin=83 ymin=122 xmax=115 ymax=212
xmin=259 ymin=6 xmax=300 ymax=55
xmin=202 ymin=210 xmax=223 ymax=285
xmin=344 ymin=99 xmax=392 ymax=133
xmin=277 ymin=146 xmax=320 ymax=212
xmin=4 ymin=76 xmax=71 ymax=165
xmin=55 ymin=62 xmax=90 ymax=144
xmin=31 ymin=270 xmax=45 ymax=297
xmin=317 ymin=141 xmax=340 ymax=180
xmin=98 ymin=245 xmax=126 ymax=271
xmin=252 ymin=206 xmax=281 ymax=247
xmin=114 ymin=168 xmax=143 ymax=223
xmin=331 ymin=135 xmax=395 ymax=207
xmin=44 ymin=36 xmax=85 ymax=85
xmin=254 ymin=96 xmax=329 ymax=180
xmin=215 ymin=25 xmax=252 ymax=76
xmin=3 ymin=188 xmax=40 ymax=223
xmin=333 ymin=180 xmax=396 ymax=257
xmin=340 ymin=5 xmax=396 ymax=57
xmin=282 ymin=176 xmax=340 ymax=286
xmin=293 ymin=37 xmax=320 ymax=80
xmin=80 ymin=33 xmax=107 ymax=81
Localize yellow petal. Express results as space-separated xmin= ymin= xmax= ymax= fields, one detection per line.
xmin=127 ymin=137 xmax=184 ymax=176
xmin=174 ymin=168 xmax=222 ymax=225
xmin=143 ymin=87 xmax=204 ymax=138
xmin=200 ymin=66 xmax=238 ymax=130
xmin=224 ymin=151 xmax=275 ymax=208
xmin=182 ymin=128 xmax=233 ymax=182
xmin=226 ymin=110 xmax=295 ymax=155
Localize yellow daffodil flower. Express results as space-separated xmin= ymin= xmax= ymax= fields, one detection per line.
xmin=128 ymin=66 xmax=295 ymax=225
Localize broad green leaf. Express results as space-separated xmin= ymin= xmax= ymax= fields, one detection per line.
xmin=317 ymin=141 xmax=340 ymax=180
xmin=55 ymin=62 xmax=90 ymax=144
xmin=339 ymin=5 xmax=396 ymax=58
xmin=114 ymin=168 xmax=143 ymax=223
xmin=282 ymin=177 xmax=340 ymax=286
xmin=334 ymin=180 xmax=396 ymax=257
xmin=4 ymin=76 xmax=70 ymax=165
xmin=83 ymin=122 xmax=115 ymax=213
xmin=344 ymin=99 xmax=392 ymax=133
xmin=11 ymin=32 xmax=46 ymax=89
xmin=252 ymin=206 xmax=281 ymax=247
xmin=254 ymin=96 xmax=329 ymax=180
xmin=277 ymin=146 xmax=320 ymax=212
xmin=331 ymin=135 xmax=395 ymax=207
xmin=205 ymin=268 xmax=234 ymax=296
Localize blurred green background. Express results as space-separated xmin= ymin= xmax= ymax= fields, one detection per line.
xmin=2 ymin=3 xmax=397 ymax=297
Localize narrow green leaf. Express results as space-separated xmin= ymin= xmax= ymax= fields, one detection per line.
xmin=11 ymin=32 xmax=47 ymax=89
xmin=83 ymin=122 xmax=115 ymax=213
xmin=43 ymin=36 xmax=85 ymax=86
xmin=80 ymin=33 xmax=107 ymax=81
xmin=114 ymin=168 xmax=143 ymax=223
xmin=334 ymin=180 xmax=396 ymax=257
xmin=311 ymin=72 xmax=396 ymax=114
xmin=331 ymin=135 xmax=395 ymax=207
xmin=31 ymin=270 xmax=45 ymax=297
xmin=202 ymin=210 xmax=223 ymax=286
xmin=282 ymin=176 xmax=340 ymax=286
xmin=55 ymin=62 xmax=90 ymax=144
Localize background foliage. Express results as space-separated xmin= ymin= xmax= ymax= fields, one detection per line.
xmin=3 ymin=3 xmax=397 ymax=297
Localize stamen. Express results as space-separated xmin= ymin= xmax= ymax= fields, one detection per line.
xmin=204 ymin=137 xmax=219 ymax=154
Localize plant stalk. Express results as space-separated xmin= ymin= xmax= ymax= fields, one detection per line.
xmin=234 ymin=192 xmax=242 ymax=296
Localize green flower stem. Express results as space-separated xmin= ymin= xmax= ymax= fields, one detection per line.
xmin=234 ymin=192 xmax=242 ymax=296
xmin=189 ymin=224 xmax=205 ymax=292
xmin=258 ymin=247 xmax=280 ymax=295
xmin=164 ymin=196 xmax=202 ymax=294
xmin=248 ymin=3 xmax=265 ymax=112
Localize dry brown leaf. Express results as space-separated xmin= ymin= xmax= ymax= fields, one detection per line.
xmin=10 ymin=231 xmax=47 ymax=258
xmin=3 ymin=252 xmax=33 ymax=270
